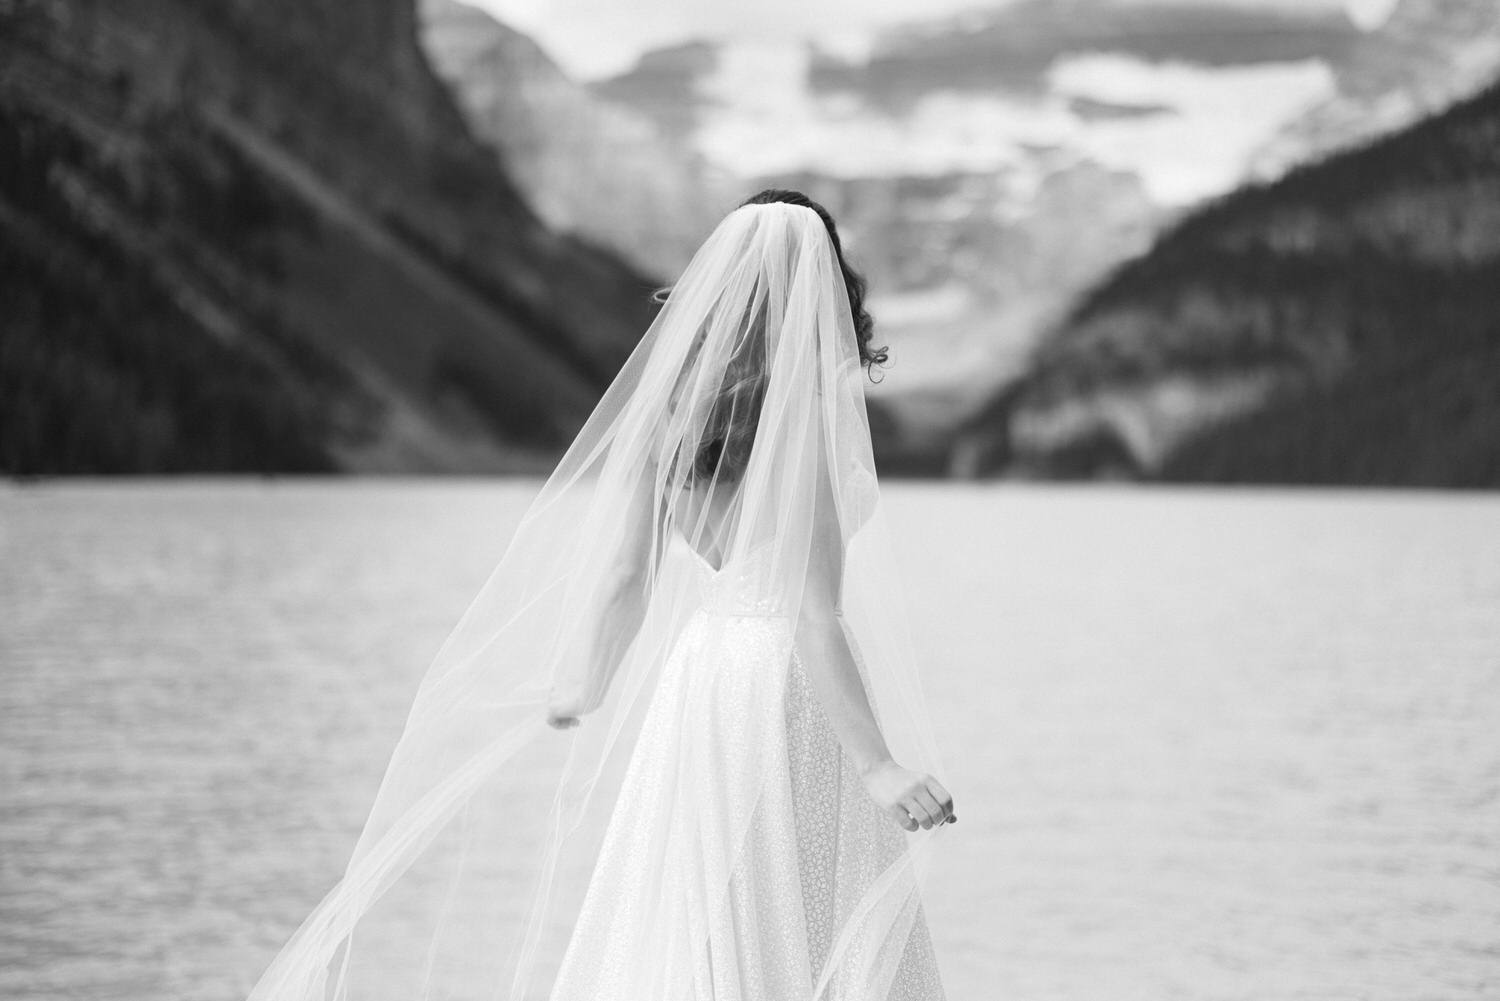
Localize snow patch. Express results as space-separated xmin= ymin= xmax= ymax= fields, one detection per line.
xmin=1048 ymin=53 xmax=1338 ymax=203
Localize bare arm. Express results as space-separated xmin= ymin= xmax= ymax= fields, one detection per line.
xmin=793 ymin=526 xmax=892 ymax=773
xmin=792 ymin=459 xmax=956 ymax=831
xmin=546 ymin=467 xmax=657 ymax=728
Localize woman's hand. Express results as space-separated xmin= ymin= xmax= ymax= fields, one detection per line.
xmin=545 ymin=708 xmax=580 ymax=730
xmin=545 ymin=688 xmax=590 ymax=730
xmin=860 ymin=760 xmax=956 ymax=832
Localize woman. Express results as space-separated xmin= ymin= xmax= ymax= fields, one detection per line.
xmin=245 ymin=190 xmax=956 ymax=1001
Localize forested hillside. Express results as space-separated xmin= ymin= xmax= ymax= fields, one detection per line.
xmin=0 ymin=0 xmax=658 ymax=474
xmin=959 ymin=77 xmax=1500 ymax=486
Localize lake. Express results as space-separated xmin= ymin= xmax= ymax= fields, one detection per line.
xmin=2 ymin=481 xmax=1498 ymax=1001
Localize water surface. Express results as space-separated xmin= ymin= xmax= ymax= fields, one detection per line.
xmin=2 ymin=481 xmax=1497 ymax=1000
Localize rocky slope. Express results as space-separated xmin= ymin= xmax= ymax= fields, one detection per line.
xmin=417 ymin=0 xmax=730 ymax=278
xmin=0 ymin=0 xmax=658 ymax=474
xmin=956 ymin=79 xmax=1500 ymax=486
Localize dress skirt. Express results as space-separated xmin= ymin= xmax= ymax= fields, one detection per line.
xmin=548 ymin=596 xmax=946 ymax=1001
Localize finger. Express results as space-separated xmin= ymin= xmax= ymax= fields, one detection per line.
xmin=926 ymin=778 xmax=955 ymax=822
xmin=913 ymin=787 xmax=946 ymax=827
xmin=889 ymin=804 xmax=919 ymax=832
xmin=902 ymin=796 xmax=936 ymax=830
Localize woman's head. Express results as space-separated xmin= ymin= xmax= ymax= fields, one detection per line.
xmin=736 ymin=189 xmax=887 ymax=376
xmin=660 ymin=190 xmax=887 ymax=483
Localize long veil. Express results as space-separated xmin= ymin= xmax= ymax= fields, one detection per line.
xmin=245 ymin=201 xmax=952 ymax=1000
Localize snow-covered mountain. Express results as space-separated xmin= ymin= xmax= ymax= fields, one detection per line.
xmin=1251 ymin=0 xmax=1500 ymax=175
xmin=581 ymin=1 xmax=1373 ymax=453
xmin=573 ymin=0 xmax=1499 ymax=464
xmin=418 ymin=0 xmax=1500 ymax=469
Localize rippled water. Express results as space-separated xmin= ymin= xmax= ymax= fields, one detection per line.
xmin=2 ymin=481 xmax=1498 ymax=1001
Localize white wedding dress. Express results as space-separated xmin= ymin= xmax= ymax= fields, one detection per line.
xmin=549 ymin=530 xmax=945 ymax=1001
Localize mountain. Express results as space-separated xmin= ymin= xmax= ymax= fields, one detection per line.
xmin=580 ymin=0 xmax=1500 ymax=477
xmin=0 ymin=0 xmax=658 ymax=475
xmin=744 ymin=162 xmax=1158 ymax=474
xmin=1252 ymin=0 xmax=1500 ymax=175
xmin=582 ymin=0 xmax=1366 ymax=462
xmin=955 ymin=79 xmax=1500 ymax=487
xmin=417 ymin=0 xmax=730 ymax=278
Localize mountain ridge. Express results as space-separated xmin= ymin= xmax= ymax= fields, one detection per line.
xmin=1 ymin=0 xmax=658 ymax=474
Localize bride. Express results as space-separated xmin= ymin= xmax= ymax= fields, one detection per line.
xmin=245 ymin=189 xmax=957 ymax=1001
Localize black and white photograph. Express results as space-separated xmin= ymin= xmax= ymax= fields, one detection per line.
xmin=3 ymin=0 xmax=1499 ymax=998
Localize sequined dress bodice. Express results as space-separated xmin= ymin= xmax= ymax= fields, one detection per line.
xmin=669 ymin=529 xmax=787 ymax=618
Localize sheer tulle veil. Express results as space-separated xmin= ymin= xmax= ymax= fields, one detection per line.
xmin=245 ymin=200 xmax=952 ymax=1000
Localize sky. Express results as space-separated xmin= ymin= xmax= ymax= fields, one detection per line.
xmin=468 ymin=0 xmax=1404 ymax=81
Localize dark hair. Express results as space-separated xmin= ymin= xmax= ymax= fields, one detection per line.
xmin=737 ymin=188 xmax=887 ymax=375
